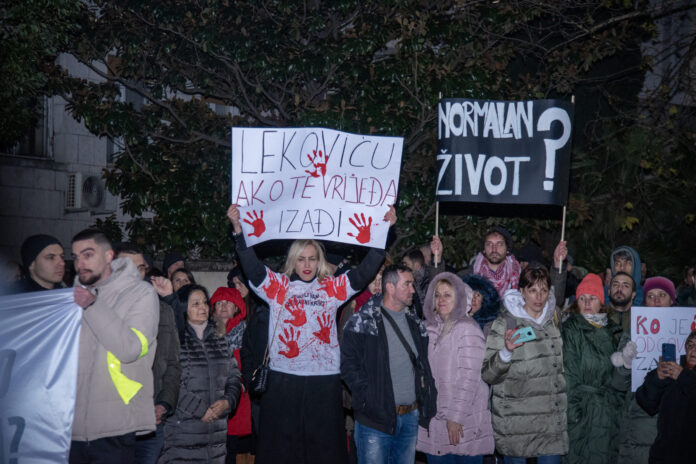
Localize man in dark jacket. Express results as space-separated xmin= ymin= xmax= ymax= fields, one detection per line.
xmin=636 ymin=330 xmax=696 ymax=464
xmin=12 ymin=234 xmax=65 ymax=293
xmin=341 ymin=264 xmax=432 ymax=464
xmin=116 ymin=244 xmax=181 ymax=464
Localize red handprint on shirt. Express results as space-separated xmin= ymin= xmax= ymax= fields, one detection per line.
xmin=283 ymin=297 xmax=307 ymax=327
xmin=278 ymin=327 xmax=300 ymax=358
xmin=313 ymin=313 xmax=333 ymax=344
xmin=262 ymin=272 xmax=289 ymax=305
xmin=243 ymin=210 xmax=266 ymax=238
xmin=305 ymin=150 xmax=329 ymax=178
xmin=319 ymin=274 xmax=348 ymax=301
xmin=347 ymin=213 xmax=372 ymax=244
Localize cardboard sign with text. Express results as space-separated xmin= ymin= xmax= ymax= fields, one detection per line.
xmin=437 ymin=99 xmax=573 ymax=206
xmin=631 ymin=306 xmax=696 ymax=391
xmin=231 ymin=127 xmax=403 ymax=248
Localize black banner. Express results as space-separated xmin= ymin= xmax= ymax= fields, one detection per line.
xmin=436 ymin=98 xmax=573 ymax=206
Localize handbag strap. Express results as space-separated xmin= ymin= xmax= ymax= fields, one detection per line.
xmin=261 ymin=304 xmax=283 ymax=366
xmin=381 ymin=308 xmax=418 ymax=368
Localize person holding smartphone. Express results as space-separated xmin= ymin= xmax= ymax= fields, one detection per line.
xmin=636 ymin=330 xmax=696 ymax=463
xmin=481 ymin=265 xmax=566 ymax=464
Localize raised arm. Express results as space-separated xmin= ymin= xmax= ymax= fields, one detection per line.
xmin=227 ymin=204 xmax=267 ymax=286
xmin=346 ymin=205 xmax=396 ymax=291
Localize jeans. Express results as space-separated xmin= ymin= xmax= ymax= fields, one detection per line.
xmin=427 ymin=454 xmax=484 ymax=464
xmin=503 ymin=455 xmax=560 ymax=464
xmin=69 ymin=433 xmax=136 ymax=464
xmin=354 ymin=409 xmax=418 ymax=464
xmin=134 ymin=423 xmax=164 ymax=464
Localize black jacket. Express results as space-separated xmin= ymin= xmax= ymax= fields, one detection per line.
xmin=240 ymin=300 xmax=269 ymax=396
xmin=159 ymin=322 xmax=241 ymax=464
xmin=636 ymin=355 xmax=696 ymax=464
xmin=340 ymin=294 xmax=431 ymax=434
xmin=152 ymin=301 xmax=181 ymax=415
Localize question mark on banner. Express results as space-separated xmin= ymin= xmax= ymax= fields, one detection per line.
xmin=536 ymin=108 xmax=571 ymax=191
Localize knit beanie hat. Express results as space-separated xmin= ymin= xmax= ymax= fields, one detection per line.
xmin=21 ymin=234 xmax=62 ymax=268
xmin=576 ymin=273 xmax=605 ymax=304
xmin=163 ymin=252 xmax=185 ymax=273
xmin=643 ymin=276 xmax=676 ymax=304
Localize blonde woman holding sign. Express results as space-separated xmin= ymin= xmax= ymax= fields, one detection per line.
xmin=227 ymin=204 xmax=396 ymax=464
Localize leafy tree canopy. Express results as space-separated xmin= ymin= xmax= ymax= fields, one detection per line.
xmin=0 ymin=0 xmax=80 ymax=147
xmin=55 ymin=0 xmax=696 ymax=279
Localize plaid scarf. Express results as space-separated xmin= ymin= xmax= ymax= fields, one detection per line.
xmin=473 ymin=252 xmax=521 ymax=298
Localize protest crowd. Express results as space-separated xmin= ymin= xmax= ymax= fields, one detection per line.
xmin=2 ymin=205 xmax=696 ymax=464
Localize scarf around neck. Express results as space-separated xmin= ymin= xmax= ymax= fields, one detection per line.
xmin=582 ymin=312 xmax=608 ymax=328
xmin=473 ymin=252 xmax=521 ymax=298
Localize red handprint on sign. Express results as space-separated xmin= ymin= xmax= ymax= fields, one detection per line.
xmin=278 ymin=327 xmax=300 ymax=358
xmin=313 ymin=313 xmax=333 ymax=344
xmin=691 ymin=315 xmax=696 ymax=332
xmin=283 ymin=297 xmax=307 ymax=327
xmin=347 ymin=213 xmax=372 ymax=244
xmin=319 ymin=274 xmax=348 ymax=301
xmin=262 ymin=272 xmax=290 ymax=305
xmin=305 ymin=150 xmax=329 ymax=178
xmin=243 ymin=210 xmax=266 ymax=237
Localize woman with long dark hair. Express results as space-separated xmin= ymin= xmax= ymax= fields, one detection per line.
xmin=159 ymin=284 xmax=241 ymax=463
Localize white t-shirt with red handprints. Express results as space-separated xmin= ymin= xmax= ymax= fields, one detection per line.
xmin=251 ymin=268 xmax=357 ymax=376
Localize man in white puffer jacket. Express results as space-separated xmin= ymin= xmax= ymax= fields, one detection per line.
xmin=69 ymin=229 xmax=159 ymax=464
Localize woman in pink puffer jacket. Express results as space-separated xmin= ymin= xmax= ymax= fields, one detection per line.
xmin=417 ymin=272 xmax=495 ymax=463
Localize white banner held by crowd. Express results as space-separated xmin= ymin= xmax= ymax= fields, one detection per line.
xmin=231 ymin=127 xmax=403 ymax=248
xmin=0 ymin=289 xmax=82 ymax=463
xmin=630 ymin=306 xmax=696 ymax=391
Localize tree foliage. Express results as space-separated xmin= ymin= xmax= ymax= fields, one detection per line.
xmin=0 ymin=0 xmax=80 ymax=147
xmin=58 ymin=0 xmax=696 ymax=278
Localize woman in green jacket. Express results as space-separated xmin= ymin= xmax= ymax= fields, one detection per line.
xmin=481 ymin=265 xmax=566 ymax=464
xmin=562 ymin=273 xmax=628 ymax=464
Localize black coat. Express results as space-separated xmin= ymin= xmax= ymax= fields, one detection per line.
xmin=636 ymin=356 xmax=696 ymax=464
xmin=159 ymin=322 xmax=241 ymax=464
xmin=153 ymin=301 xmax=181 ymax=415
xmin=340 ymin=295 xmax=431 ymax=434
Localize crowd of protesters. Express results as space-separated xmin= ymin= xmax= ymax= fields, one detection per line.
xmin=2 ymin=205 xmax=696 ymax=464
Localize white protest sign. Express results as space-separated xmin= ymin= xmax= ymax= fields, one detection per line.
xmin=231 ymin=127 xmax=403 ymax=248
xmin=630 ymin=306 xmax=696 ymax=391
xmin=0 ymin=289 xmax=82 ymax=463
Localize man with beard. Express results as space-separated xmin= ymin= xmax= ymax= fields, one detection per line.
xmin=472 ymin=226 xmax=521 ymax=298
xmin=12 ymin=234 xmax=66 ymax=293
xmin=608 ymin=272 xmax=636 ymax=333
xmin=70 ymin=229 xmax=159 ymax=463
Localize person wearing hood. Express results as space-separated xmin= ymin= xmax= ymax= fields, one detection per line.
xmin=460 ymin=274 xmax=501 ymax=337
xmin=635 ymin=330 xmax=696 ymax=464
xmin=607 ymin=246 xmax=644 ymax=305
xmin=562 ymin=274 xmax=630 ymax=464
xmin=210 ymin=287 xmax=252 ymax=464
xmin=416 ymin=273 xmax=494 ymax=462
xmin=227 ymin=204 xmax=396 ymax=464
xmin=481 ymin=265 xmax=567 ymax=463
xmin=158 ymin=284 xmax=242 ymax=464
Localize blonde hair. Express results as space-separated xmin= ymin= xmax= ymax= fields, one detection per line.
xmin=282 ymin=239 xmax=332 ymax=281
xmin=433 ymin=279 xmax=455 ymax=307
